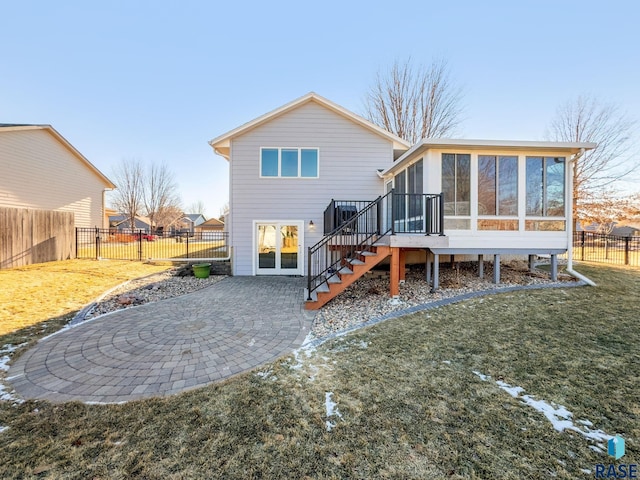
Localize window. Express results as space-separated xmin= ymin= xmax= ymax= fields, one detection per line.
xmin=442 ymin=153 xmax=470 ymax=216
xmin=478 ymin=155 xmax=518 ymax=216
xmin=526 ymin=157 xmax=565 ymax=216
xmin=260 ymin=148 xmax=318 ymax=178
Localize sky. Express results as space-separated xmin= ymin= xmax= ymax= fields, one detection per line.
xmin=2 ymin=1 xmax=638 ymax=217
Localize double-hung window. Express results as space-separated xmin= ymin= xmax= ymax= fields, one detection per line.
xmin=260 ymin=148 xmax=319 ymax=178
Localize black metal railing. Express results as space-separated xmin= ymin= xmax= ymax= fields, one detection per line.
xmin=388 ymin=192 xmax=444 ymax=235
xmin=309 ymin=190 xmax=445 ymax=300
xmin=574 ymin=230 xmax=639 ymax=266
xmin=308 ymin=192 xmax=391 ymax=300
xmin=76 ymin=228 xmax=229 ymax=261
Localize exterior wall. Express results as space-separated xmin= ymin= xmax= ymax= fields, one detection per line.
xmin=230 ymin=102 xmax=393 ymax=275
xmin=0 ymin=129 xmax=107 ymax=228
xmin=392 ymin=147 xmax=572 ymax=251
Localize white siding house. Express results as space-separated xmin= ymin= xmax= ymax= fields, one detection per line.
xmin=209 ymin=94 xmax=595 ymax=308
xmin=0 ymin=124 xmax=115 ymax=228
xmin=210 ymin=93 xmax=409 ymax=276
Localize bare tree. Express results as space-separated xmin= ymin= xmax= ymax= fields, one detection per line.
xmin=218 ymin=201 xmax=229 ymax=221
xmin=364 ymin=58 xmax=464 ymax=143
xmin=110 ymin=158 xmax=144 ymax=230
xmin=143 ymin=162 xmax=180 ymax=233
xmin=187 ymin=200 xmax=207 ymax=216
xmin=154 ymin=205 xmax=184 ymax=232
xmin=577 ymin=189 xmax=640 ymax=234
xmin=546 ymin=95 xmax=637 ymax=216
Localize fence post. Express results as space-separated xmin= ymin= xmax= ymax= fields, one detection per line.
xmin=438 ymin=193 xmax=445 ymax=236
xmin=625 ymin=237 xmax=630 ymax=265
xmin=581 ymin=231 xmax=585 ymax=261
xmin=95 ymin=227 xmax=100 ymax=260
xmin=76 ymin=228 xmax=79 ymax=259
xmin=186 ymin=233 xmax=189 ymax=258
xmin=138 ymin=229 xmax=143 ymax=261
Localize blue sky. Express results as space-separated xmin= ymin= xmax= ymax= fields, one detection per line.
xmin=2 ymin=1 xmax=638 ymax=216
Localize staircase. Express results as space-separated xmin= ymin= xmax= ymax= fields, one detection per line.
xmin=305 ymin=192 xmax=392 ymax=310
xmin=305 ymin=244 xmax=390 ymax=310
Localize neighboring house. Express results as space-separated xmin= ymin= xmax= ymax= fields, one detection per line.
xmin=579 ymin=222 xmax=640 ymax=237
xmin=108 ymin=214 xmax=152 ymax=232
xmin=175 ymin=213 xmax=207 ymax=235
xmin=195 ymin=217 xmax=225 ymax=234
xmin=0 ymin=124 xmax=115 ymax=228
xmin=209 ymin=93 xmax=595 ymax=309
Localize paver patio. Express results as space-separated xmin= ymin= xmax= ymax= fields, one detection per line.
xmin=8 ymin=276 xmax=314 ymax=403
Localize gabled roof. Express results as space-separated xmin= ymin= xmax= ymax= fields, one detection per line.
xmin=381 ymin=138 xmax=598 ymax=176
xmin=199 ymin=217 xmax=224 ymax=226
xmin=0 ymin=123 xmax=116 ymax=188
xmin=208 ymin=92 xmax=410 ymax=160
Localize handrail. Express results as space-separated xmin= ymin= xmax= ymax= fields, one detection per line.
xmin=306 ymin=191 xmax=444 ymax=301
xmin=307 ymin=192 xmax=392 ymax=300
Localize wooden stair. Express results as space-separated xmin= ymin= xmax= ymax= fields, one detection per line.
xmin=305 ymin=245 xmax=390 ymax=310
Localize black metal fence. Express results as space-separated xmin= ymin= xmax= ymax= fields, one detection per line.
xmin=574 ymin=231 xmax=639 ymax=266
xmin=76 ymin=228 xmax=229 ymax=261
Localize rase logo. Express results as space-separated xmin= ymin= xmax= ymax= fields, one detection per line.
xmin=595 ymin=436 xmax=637 ymax=479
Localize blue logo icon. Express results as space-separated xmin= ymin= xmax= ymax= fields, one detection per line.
xmin=608 ymin=435 xmax=625 ymax=460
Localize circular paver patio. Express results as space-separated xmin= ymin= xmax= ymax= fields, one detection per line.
xmin=8 ymin=277 xmax=314 ymax=403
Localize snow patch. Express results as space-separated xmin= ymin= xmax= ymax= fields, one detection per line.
xmin=472 ymin=371 xmax=491 ymax=381
xmin=442 ymin=360 xmax=451 ymax=365
xmin=475 ymin=370 xmax=614 ymax=447
xmin=359 ymin=341 xmax=368 ymax=349
xmin=325 ymin=392 xmax=343 ymax=432
xmin=0 ymin=425 xmax=8 ymax=434
xmin=580 ymin=469 xmax=592 ymax=475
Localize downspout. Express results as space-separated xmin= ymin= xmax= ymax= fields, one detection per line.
xmin=565 ymin=148 xmax=596 ymax=286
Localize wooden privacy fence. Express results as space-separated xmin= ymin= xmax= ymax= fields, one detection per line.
xmin=0 ymin=207 xmax=75 ymax=269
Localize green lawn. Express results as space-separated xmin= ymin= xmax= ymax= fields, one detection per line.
xmin=0 ymin=263 xmax=638 ymax=479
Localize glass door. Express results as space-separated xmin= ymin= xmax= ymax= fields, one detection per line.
xmin=256 ymin=221 xmax=303 ymax=275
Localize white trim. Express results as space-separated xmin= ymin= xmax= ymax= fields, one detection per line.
xmin=259 ymin=147 xmax=320 ymax=179
xmin=253 ymin=220 xmax=304 ymax=276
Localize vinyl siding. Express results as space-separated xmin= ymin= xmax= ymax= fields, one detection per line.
xmin=230 ymin=102 xmax=394 ymax=275
xmin=0 ymin=129 xmax=107 ymax=228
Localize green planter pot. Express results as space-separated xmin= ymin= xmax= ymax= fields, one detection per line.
xmin=192 ymin=263 xmax=212 ymax=279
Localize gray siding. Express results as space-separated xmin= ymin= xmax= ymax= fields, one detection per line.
xmin=230 ymin=102 xmax=393 ymax=275
xmin=0 ymin=129 xmax=107 ymax=228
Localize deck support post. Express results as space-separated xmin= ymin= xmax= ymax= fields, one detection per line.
xmin=431 ymin=254 xmax=440 ymax=292
xmin=390 ymin=247 xmax=400 ymax=297
xmin=528 ymin=254 xmax=536 ymax=272
xmin=425 ymin=250 xmax=432 ymax=285
xmin=399 ymin=248 xmax=406 ymax=282
xmin=550 ymin=254 xmax=558 ymax=281
xmin=493 ymin=254 xmax=500 ymax=284
xmin=478 ymin=254 xmax=484 ymax=279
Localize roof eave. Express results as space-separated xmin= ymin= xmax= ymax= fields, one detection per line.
xmin=208 ymin=92 xmax=410 ymax=158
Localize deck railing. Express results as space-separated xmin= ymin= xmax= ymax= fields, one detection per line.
xmin=308 ymin=191 xmax=444 ymax=299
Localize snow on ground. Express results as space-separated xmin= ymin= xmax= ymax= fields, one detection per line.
xmin=325 ymin=392 xmax=343 ymax=432
xmin=0 ymin=425 xmax=8 ymax=434
xmin=474 ymin=370 xmax=612 ymax=447
xmin=0 ymin=343 xmax=28 ymax=404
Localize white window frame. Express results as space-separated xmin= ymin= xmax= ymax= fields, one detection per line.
xmin=259 ymin=147 xmax=320 ymax=179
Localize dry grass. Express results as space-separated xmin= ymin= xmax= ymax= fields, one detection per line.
xmin=0 ymin=260 xmax=171 ymax=336
xmin=0 ymin=263 xmax=638 ymax=478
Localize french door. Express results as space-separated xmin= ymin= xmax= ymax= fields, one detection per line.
xmin=255 ymin=221 xmax=304 ymax=275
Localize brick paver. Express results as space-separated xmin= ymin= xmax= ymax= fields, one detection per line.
xmin=8 ymin=277 xmax=315 ymax=403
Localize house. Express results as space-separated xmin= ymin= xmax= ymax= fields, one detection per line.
xmin=108 ymin=214 xmax=152 ymax=232
xmin=0 ymin=124 xmax=115 ymax=228
xmin=174 ymin=213 xmax=207 ymax=235
xmin=195 ymin=217 xmax=225 ymax=234
xmin=209 ymin=93 xmax=595 ymax=309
